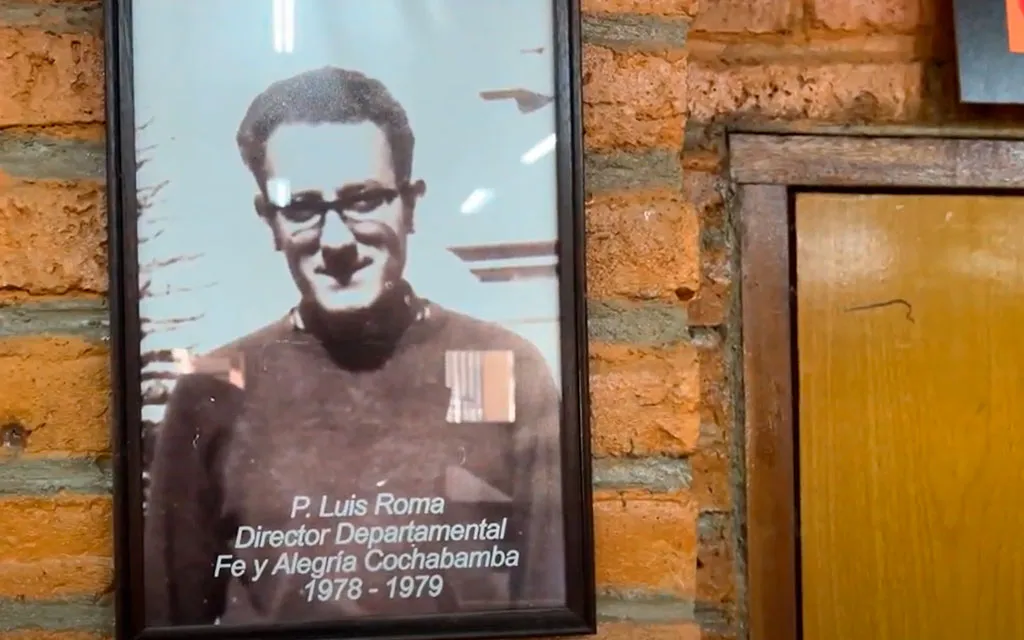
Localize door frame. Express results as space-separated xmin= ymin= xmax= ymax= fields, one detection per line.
xmin=730 ymin=131 xmax=1024 ymax=640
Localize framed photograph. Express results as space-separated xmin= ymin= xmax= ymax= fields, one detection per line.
xmin=103 ymin=2 xmax=594 ymax=640
xmin=953 ymin=0 xmax=1024 ymax=103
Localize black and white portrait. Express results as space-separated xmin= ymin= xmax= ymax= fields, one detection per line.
xmin=129 ymin=0 xmax=577 ymax=629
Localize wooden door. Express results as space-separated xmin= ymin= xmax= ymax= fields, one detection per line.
xmin=796 ymin=193 xmax=1024 ymax=640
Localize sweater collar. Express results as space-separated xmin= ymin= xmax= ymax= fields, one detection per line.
xmin=289 ymin=280 xmax=431 ymax=367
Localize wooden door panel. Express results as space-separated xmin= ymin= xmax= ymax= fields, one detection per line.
xmin=796 ymin=193 xmax=1024 ymax=640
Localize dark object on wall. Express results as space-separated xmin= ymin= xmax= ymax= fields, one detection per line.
xmin=953 ymin=0 xmax=1024 ymax=103
xmin=103 ymin=2 xmax=594 ymax=640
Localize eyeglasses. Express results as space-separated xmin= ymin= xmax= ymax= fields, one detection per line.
xmin=261 ymin=185 xmax=406 ymax=226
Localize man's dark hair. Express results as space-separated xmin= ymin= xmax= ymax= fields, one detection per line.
xmin=236 ymin=66 xmax=415 ymax=190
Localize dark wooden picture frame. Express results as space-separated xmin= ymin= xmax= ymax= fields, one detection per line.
xmin=104 ymin=2 xmax=595 ymax=640
xmin=730 ymin=130 xmax=1024 ymax=640
xmin=953 ymin=0 xmax=1024 ymax=104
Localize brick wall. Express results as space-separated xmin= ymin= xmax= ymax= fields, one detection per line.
xmin=0 ymin=0 xmax=989 ymax=638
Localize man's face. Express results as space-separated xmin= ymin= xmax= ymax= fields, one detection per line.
xmin=261 ymin=121 xmax=415 ymax=316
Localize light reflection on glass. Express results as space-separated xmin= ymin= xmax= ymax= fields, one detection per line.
xmin=267 ymin=177 xmax=292 ymax=207
xmin=520 ymin=134 xmax=555 ymax=165
xmin=459 ymin=188 xmax=495 ymax=215
xmin=272 ymin=0 xmax=295 ymax=53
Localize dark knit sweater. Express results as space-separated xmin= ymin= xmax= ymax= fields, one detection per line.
xmin=143 ymin=294 xmax=565 ymax=626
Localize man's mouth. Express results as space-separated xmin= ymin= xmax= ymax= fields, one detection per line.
xmin=315 ymin=256 xmax=373 ymax=286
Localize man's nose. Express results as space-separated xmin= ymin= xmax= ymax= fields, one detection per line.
xmin=319 ymin=212 xmax=357 ymax=249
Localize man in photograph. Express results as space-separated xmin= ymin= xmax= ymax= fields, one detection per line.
xmin=143 ymin=66 xmax=565 ymax=625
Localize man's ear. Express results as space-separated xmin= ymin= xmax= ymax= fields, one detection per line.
xmin=410 ymin=179 xmax=427 ymax=198
xmin=404 ymin=179 xmax=427 ymax=233
xmin=254 ymin=194 xmax=284 ymax=251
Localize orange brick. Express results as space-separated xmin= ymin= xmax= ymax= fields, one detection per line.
xmin=699 ymin=347 xmax=728 ymax=428
xmin=692 ymin=348 xmax=731 ymax=508
xmin=686 ymin=238 xmax=730 ymax=327
xmin=0 ymin=180 xmax=106 ymax=295
xmin=0 ymin=337 xmax=110 ymax=455
xmin=0 ymin=630 xmax=108 ymax=634
xmin=0 ymin=556 xmax=111 ymax=599
xmin=683 ymin=171 xmax=724 ymax=215
xmin=687 ymin=62 xmax=925 ymax=123
xmin=697 ymin=515 xmax=737 ymax=609
xmin=586 ymin=190 xmax=699 ymax=301
xmin=691 ymin=446 xmax=730 ymax=511
xmin=684 ymin=277 xmax=728 ymax=326
xmin=583 ymin=45 xmax=687 ymax=151
xmin=0 ymin=496 xmax=112 ymax=562
xmin=693 ymin=0 xmax=797 ymax=33
xmin=581 ymin=0 xmax=698 ymax=16
xmin=597 ymin=622 xmax=701 ymax=640
xmin=590 ymin=343 xmax=700 ymax=457
xmin=680 ymin=171 xmax=729 ymax=325
xmin=0 ymin=29 xmax=103 ymax=126
xmin=811 ymin=0 xmax=922 ymax=31
xmin=594 ymin=489 xmax=697 ymax=596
